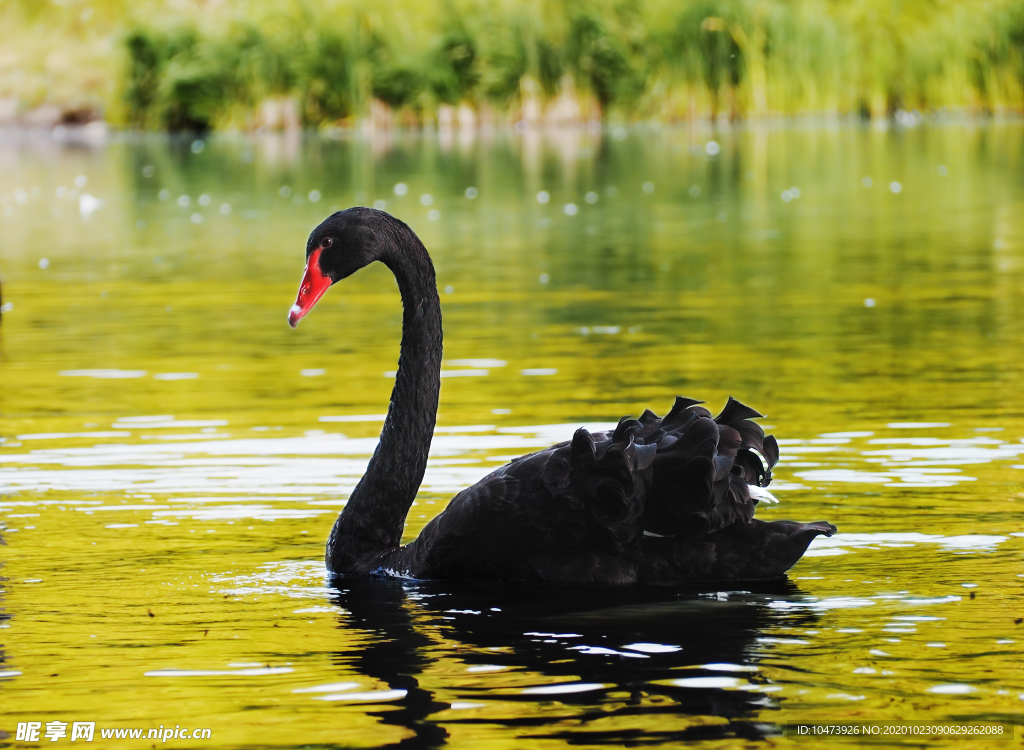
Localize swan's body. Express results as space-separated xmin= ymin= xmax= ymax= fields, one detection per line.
xmin=289 ymin=208 xmax=835 ymax=584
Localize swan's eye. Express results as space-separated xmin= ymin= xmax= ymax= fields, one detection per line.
xmin=321 ymin=237 xmax=334 ymax=249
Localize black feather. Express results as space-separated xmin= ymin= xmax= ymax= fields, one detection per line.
xmin=716 ymin=396 xmax=764 ymax=423
xmin=663 ymin=396 xmax=705 ymax=425
xmin=762 ymin=434 xmax=780 ymax=468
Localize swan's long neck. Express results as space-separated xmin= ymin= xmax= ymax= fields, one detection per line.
xmin=327 ymin=231 xmax=442 ymax=573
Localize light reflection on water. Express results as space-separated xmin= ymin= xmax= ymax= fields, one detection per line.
xmin=2 ymin=124 xmax=1024 ymax=746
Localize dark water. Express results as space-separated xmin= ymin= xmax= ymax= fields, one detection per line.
xmin=1 ymin=123 xmax=1023 ymax=747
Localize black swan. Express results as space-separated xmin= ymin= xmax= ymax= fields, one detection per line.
xmin=288 ymin=208 xmax=836 ymax=584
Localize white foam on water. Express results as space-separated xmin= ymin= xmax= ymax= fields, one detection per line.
xmin=807 ymin=533 xmax=1009 ymax=555
xmin=293 ymin=682 xmax=360 ymax=693
xmin=145 ymin=667 xmax=293 ymax=677
xmin=314 ymin=689 xmax=407 ymax=702
xmin=695 ymin=663 xmax=757 ymax=672
xmin=673 ymin=677 xmax=743 ymax=689
xmin=623 ymin=643 xmax=681 ymax=654
xmin=17 ymin=432 xmax=125 ymax=441
xmin=769 ymin=597 xmax=875 ymax=611
xmin=60 ymin=370 xmax=146 ymax=379
xmin=319 ymin=415 xmax=387 ymax=422
xmin=521 ymin=683 xmax=606 ymax=695
xmin=572 ymin=646 xmax=647 ymax=659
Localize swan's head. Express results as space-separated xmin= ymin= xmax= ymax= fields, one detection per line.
xmin=288 ymin=208 xmax=388 ymax=328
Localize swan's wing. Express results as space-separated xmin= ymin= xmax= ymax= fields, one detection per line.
xmin=635 ymin=396 xmax=779 ymax=536
xmin=423 ymin=447 xmax=578 ymax=547
xmin=555 ymin=395 xmax=781 ymax=547
xmin=408 ymin=450 xmax=594 ymax=578
xmin=414 ymin=396 xmax=781 ymax=572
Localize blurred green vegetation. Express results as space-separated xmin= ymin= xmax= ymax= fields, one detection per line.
xmin=2 ymin=0 xmax=1024 ymax=129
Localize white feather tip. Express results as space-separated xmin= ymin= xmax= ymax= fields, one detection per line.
xmin=748 ymin=485 xmax=779 ymax=504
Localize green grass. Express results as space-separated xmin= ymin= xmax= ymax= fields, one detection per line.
xmin=2 ymin=0 xmax=1024 ymax=129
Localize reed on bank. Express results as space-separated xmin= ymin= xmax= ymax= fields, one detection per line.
xmin=2 ymin=0 xmax=1024 ymax=130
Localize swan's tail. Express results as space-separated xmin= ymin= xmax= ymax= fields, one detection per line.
xmin=565 ymin=396 xmax=786 ymax=551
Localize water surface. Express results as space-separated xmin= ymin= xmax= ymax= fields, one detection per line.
xmin=1 ymin=123 xmax=1023 ymax=747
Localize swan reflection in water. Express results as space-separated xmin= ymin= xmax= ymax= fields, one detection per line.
xmin=326 ymin=578 xmax=817 ymax=747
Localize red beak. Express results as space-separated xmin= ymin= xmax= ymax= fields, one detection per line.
xmin=288 ymin=247 xmax=332 ymax=328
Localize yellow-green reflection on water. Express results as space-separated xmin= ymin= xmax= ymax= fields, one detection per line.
xmin=1 ymin=124 xmax=1023 ymax=748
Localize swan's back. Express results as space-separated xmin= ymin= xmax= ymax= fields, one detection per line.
xmin=387 ymin=397 xmax=836 ymax=584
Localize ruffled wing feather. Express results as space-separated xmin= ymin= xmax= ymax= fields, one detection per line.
xmin=430 ymin=396 xmax=779 ymax=557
